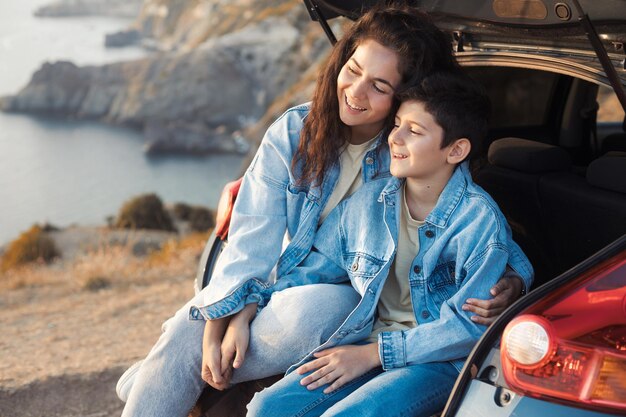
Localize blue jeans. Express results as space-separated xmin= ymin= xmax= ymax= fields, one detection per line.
xmin=121 ymin=284 xmax=360 ymax=417
xmin=247 ymin=360 xmax=458 ymax=417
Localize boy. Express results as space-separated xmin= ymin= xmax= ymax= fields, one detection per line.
xmin=246 ymin=71 xmax=533 ymax=417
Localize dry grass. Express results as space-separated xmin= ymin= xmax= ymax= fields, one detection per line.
xmin=0 ymin=225 xmax=60 ymax=272
xmin=0 ymin=229 xmax=210 ymax=292
xmin=144 ymin=231 xmax=210 ymax=279
xmin=0 ymin=227 xmax=209 ymax=402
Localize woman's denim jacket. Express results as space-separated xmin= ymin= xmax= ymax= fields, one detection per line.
xmin=189 ymin=103 xmax=390 ymax=321
xmin=269 ymin=162 xmax=534 ymax=373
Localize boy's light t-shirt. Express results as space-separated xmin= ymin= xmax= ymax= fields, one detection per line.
xmin=367 ymin=184 xmax=423 ymax=342
xmin=319 ymin=137 xmax=378 ymax=223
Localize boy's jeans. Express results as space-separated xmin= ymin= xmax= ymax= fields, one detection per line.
xmin=121 ymin=284 xmax=360 ymax=417
xmin=247 ymin=360 xmax=458 ymax=417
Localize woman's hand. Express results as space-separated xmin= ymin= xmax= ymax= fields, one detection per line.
xmin=202 ymin=316 xmax=231 ymax=390
xmin=201 ymin=303 xmax=257 ymax=390
xmin=462 ymin=276 xmax=523 ymax=325
xmin=297 ymin=343 xmax=381 ymax=394
xmin=220 ymin=303 xmax=257 ymax=373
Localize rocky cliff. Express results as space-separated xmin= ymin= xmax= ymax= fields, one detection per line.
xmin=1 ymin=0 xmax=339 ymax=155
xmin=34 ymin=0 xmax=144 ymax=18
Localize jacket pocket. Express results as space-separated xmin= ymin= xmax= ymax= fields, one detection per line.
xmin=426 ymin=260 xmax=458 ymax=307
xmin=285 ymin=183 xmax=316 ymax=234
xmin=345 ymin=252 xmax=385 ymax=279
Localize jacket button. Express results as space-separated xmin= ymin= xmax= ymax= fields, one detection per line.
xmin=425 ymin=230 xmax=434 ymax=238
xmin=421 ymin=311 xmax=430 ymax=319
xmin=351 ymin=263 xmax=358 ymax=272
xmin=413 ymin=265 xmax=421 ymax=274
xmin=365 ymin=157 xmax=374 ymax=165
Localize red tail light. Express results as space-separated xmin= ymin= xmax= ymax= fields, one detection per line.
xmin=501 ymin=251 xmax=626 ymax=413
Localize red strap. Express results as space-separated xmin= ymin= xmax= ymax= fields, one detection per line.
xmin=215 ymin=177 xmax=243 ymax=240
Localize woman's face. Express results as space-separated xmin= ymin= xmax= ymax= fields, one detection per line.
xmin=337 ymin=39 xmax=401 ymax=144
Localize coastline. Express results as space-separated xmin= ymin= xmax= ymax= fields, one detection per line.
xmin=0 ymin=110 xmax=244 ymax=248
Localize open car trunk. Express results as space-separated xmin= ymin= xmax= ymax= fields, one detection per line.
xmin=193 ymin=1 xmax=626 ymax=415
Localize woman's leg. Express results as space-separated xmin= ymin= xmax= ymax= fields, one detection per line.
xmin=121 ymin=292 xmax=208 ymax=417
xmin=247 ymin=361 xmax=457 ymax=417
xmin=121 ymin=284 xmax=360 ymax=417
xmin=231 ymin=283 xmax=360 ymax=383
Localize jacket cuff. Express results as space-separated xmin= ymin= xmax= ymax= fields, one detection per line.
xmin=188 ymin=279 xmax=269 ymax=321
xmin=378 ymin=331 xmax=407 ymax=370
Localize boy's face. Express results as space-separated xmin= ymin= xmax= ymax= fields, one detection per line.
xmin=388 ymin=100 xmax=453 ymax=180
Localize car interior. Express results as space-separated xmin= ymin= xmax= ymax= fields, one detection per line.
xmin=467 ymin=66 xmax=626 ymax=290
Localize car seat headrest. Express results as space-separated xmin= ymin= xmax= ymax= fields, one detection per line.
xmin=586 ymin=152 xmax=626 ymax=194
xmin=488 ymin=137 xmax=572 ymax=173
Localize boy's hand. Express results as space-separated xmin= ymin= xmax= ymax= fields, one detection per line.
xmin=462 ymin=276 xmax=523 ymax=325
xmin=297 ymin=343 xmax=380 ymax=394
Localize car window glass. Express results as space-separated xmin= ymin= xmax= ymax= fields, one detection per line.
xmin=468 ymin=67 xmax=558 ymax=129
xmin=597 ymin=85 xmax=625 ymax=123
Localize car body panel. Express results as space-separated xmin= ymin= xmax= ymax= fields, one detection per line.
xmin=454 ymin=379 xmax=620 ymax=417
xmin=443 ymin=236 xmax=626 ymax=416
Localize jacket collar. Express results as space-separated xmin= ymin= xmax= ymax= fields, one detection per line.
xmin=370 ymin=129 xmax=387 ymax=151
xmin=379 ymin=161 xmax=470 ymax=228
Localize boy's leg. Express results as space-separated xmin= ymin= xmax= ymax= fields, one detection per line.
xmin=247 ymin=361 xmax=458 ymax=417
xmin=321 ymin=361 xmax=458 ymax=417
xmin=120 ymin=284 xmax=360 ymax=417
xmin=247 ymin=362 xmax=383 ymax=417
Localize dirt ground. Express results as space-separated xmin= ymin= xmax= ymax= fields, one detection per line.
xmin=0 ymin=227 xmax=200 ymax=417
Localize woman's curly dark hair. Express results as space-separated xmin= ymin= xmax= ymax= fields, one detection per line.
xmin=293 ymin=2 xmax=458 ymax=186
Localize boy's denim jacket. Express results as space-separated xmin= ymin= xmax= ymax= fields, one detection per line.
xmin=271 ymin=162 xmax=533 ymax=373
xmin=189 ymin=103 xmax=390 ymax=321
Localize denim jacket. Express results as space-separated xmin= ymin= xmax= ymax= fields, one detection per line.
xmin=189 ymin=103 xmax=391 ymax=321
xmin=271 ymin=162 xmax=533 ymax=373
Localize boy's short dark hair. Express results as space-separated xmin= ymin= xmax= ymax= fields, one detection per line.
xmin=396 ymin=70 xmax=491 ymax=159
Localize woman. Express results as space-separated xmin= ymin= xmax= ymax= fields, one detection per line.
xmin=120 ymin=5 xmax=522 ymax=417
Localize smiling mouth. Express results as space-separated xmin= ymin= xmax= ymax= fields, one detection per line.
xmin=345 ymin=95 xmax=366 ymax=112
xmin=392 ymin=152 xmax=408 ymax=159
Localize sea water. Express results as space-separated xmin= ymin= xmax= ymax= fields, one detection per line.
xmin=0 ymin=0 xmax=244 ymax=245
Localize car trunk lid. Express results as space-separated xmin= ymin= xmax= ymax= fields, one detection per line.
xmin=303 ymin=0 xmax=626 ymax=110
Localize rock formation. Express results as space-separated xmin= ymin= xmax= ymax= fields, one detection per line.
xmin=34 ymin=0 xmax=143 ymax=18
xmin=105 ymin=30 xmax=142 ymax=48
xmin=1 ymin=0 xmax=339 ymax=155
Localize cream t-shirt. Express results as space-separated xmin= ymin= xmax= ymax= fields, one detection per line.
xmin=319 ymin=137 xmax=378 ymax=223
xmin=368 ymin=184 xmax=424 ymax=342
